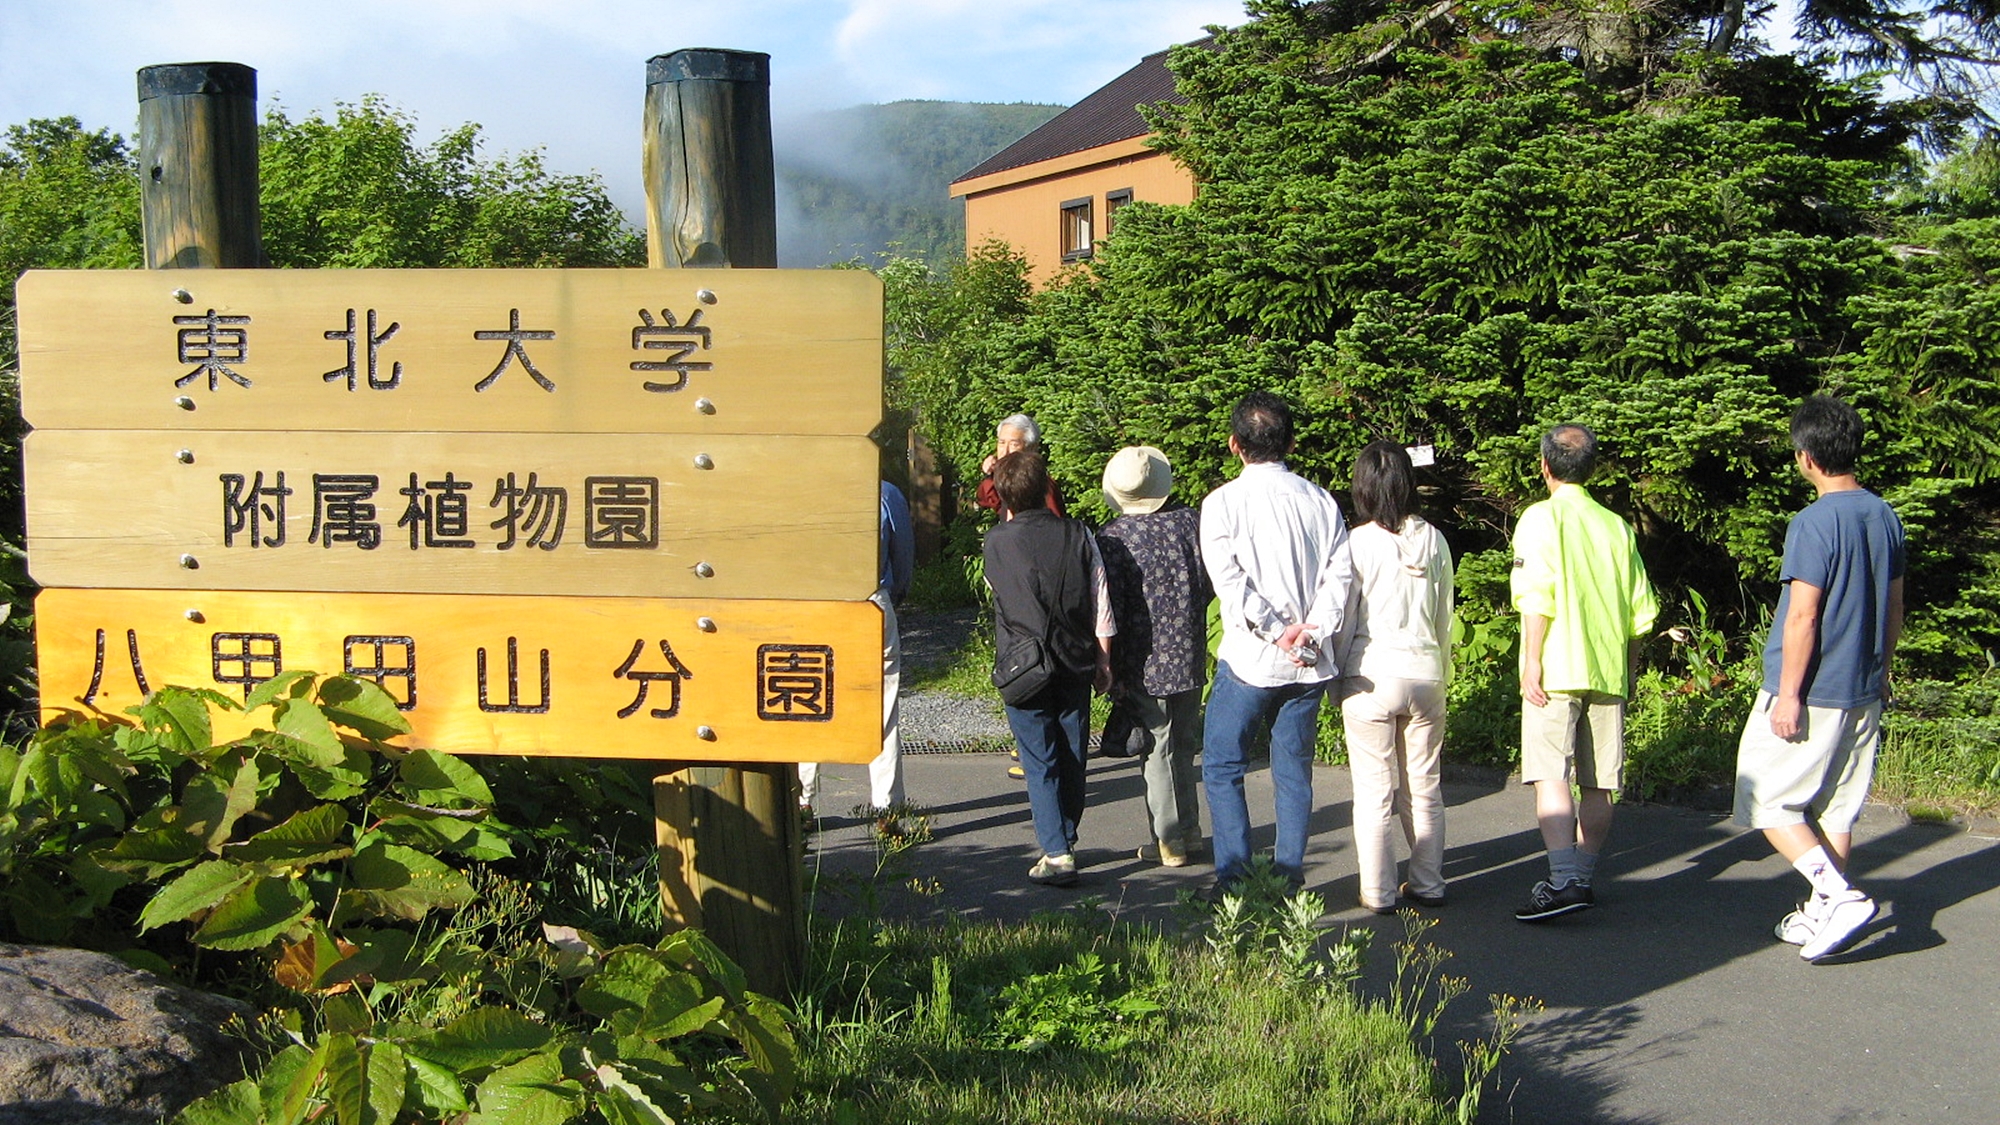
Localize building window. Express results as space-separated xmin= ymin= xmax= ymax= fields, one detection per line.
xmin=1060 ymin=197 xmax=1094 ymax=261
xmin=1105 ymin=188 xmax=1133 ymax=236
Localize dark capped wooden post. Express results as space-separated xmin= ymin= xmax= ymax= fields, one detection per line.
xmin=137 ymin=63 xmax=264 ymax=269
xmin=643 ymin=50 xmax=777 ymax=270
xmin=642 ymin=48 xmax=804 ymax=997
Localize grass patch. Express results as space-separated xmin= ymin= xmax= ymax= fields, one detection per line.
xmin=793 ymin=864 xmax=1532 ymax=1124
xmin=904 ymin=624 xmax=997 ymax=695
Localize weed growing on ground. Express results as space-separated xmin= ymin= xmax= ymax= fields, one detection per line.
xmin=793 ymin=850 xmax=1529 ymax=1124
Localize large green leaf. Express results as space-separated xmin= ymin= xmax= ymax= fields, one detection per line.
xmin=138 ymin=860 xmax=255 ymax=932
xmin=321 ymin=926 xmax=432 ymax=987
xmin=180 ymin=751 xmax=269 ymax=852
xmin=192 ymin=874 xmax=315 ymax=950
xmin=404 ymin=1051 xmax=470 ymax=1117
xmin=340 ymin=842 xmax=474 ymax=921
xmin=226 ymin=804 xmax=352 ymax=868
xmin=290 ymin=743 xmax=376 ymax=801
xmin=275 ymin=698 xmax=345 ymax=765
xmin=365 ymin=1039 xmax=408 ymax=1125
xmin=415 ymin=1007 xmax=555 ymax=1072
xmin=318 ymin=676 xmax=413 ymax=741
xmin=98 ymin=818 xmax=207 ymax=878
xmin=323 ymin=1032 xmax=365 ymax=1125
xmin=575 ymin=949 xmax=674 ymax=1019
xmin=243 ymin=669 xmax=316 ymax=713
xmin=399 ymin=748 xmax=494 ymax=806
xmin=592 ymin=1067 xmax=682 ymax=1125
xmin=170 ymin=1077 xmax=262 ymax=1125
xmin=132 ymin=687 xmax=223 ymax=760
xmin=467 ymin=1050 xmax=582 ymax=1125
xmin=258 ymin=1043 xmax=325 ymax=1125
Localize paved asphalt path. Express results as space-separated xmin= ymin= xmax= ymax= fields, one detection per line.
xmin=801 ymin=750 xmax=2000 ymax=1124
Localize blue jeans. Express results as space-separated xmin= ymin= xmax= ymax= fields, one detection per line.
xmin=1203 ymin=661 xmax=1328 ymax=885
xmin=1004 ymin=675 xmax=1092 ymax=858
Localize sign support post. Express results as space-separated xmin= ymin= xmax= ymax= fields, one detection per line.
xmin=138 ymin=62 xmax=264 ymax=270
xmin=643 ymin=49 xmax=805 ymax=997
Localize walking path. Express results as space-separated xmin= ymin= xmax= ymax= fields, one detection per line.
xmin=802 ymin=746 xmax=2000 ymax=1123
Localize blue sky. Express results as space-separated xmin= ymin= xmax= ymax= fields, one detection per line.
xmin=0 ymin=0 xmax=1248 ymax=215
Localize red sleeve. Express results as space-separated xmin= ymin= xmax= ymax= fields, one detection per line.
xmin=975 ymin=475 xmax=1001 ymax=511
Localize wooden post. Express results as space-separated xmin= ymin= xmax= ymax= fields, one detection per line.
xmin=908 ymin=430 xmax=943 ymax=563
xmin=137 ymin=63 xmax=264 ymax=269
xmin=642 ymin=48 xmax=804 ymax=998
xmin=643 ymin=50 xmax=777 ymax=270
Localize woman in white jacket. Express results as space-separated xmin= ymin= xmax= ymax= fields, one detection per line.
xmin=1337 ymin=442 xmax=1454 ymax=914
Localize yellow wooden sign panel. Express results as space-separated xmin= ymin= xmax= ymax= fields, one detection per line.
xmin=37 ymin=588 xmax=883 ymax=763
xmin=15 ymin=269 xmax=882 ymax=435
xmin=26 ymin=430 xmax=875 ymax=601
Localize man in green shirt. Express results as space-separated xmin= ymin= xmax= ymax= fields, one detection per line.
xmin=1510 ymin=425 xmax=1659 ymax=921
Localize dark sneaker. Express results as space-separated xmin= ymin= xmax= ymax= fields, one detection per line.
xmin=1514 ymin=879 xmax=1595 ymax=922
xmin=1029 ymin=853 xmax=1078 ymax=887
xmin=1399 ymin=881 xmax=1447 ymax=908
xmin=1801 ymin=890 xmax=1876 ymax=962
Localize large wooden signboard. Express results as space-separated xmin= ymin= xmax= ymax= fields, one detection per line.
xmin=15 ymin=269 xmax=881 ymax=433
xmin=26 ymin=430 xmax=876 ymax=599
xmin=37 ymin=589 xmax=880 ymax=762
xmin=20 ymin=268 xmax=885 ymax=763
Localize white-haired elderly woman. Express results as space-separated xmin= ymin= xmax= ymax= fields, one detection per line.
xmin=977 ymin=413 xmax=1066 ymax=516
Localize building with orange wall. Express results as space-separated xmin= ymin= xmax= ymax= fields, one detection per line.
xmin=949 ymin=45 xmax=1198 ymax=286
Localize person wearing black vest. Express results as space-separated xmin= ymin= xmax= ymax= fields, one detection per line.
xmin=984 ymin=450 xmax=1115 ymax=887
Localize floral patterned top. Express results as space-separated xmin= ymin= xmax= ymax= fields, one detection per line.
xmin=1097 ymin=503 xmax=1212 ymax=698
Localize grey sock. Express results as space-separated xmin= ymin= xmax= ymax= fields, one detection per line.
xmin=1548 ymin=846 xmax=1581 ymax=887
xmin=1575 ymin=848 xmax=1600 ymax=886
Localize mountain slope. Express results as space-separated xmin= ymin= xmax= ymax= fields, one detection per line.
xmin=776 ymin=100 xmax=1065 ymax=266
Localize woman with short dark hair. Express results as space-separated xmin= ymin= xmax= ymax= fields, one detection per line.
xmin=983 ymin=450 xmax=1114 ymax=887
xmin=1336 ymin=441 xmax=1454 ymax=913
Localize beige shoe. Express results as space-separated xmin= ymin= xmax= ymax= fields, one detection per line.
xmin=1138 ymin=841 xmax=1189 ymax=868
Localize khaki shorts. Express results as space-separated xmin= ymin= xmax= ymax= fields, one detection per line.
xmin=1733 ymin=690 xmax=1880 ymax=833
xmin=1520 ymin=691 xmax=1625 ymax=789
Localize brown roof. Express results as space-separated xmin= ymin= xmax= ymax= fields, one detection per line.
xmin=951 ymin=43 xmax=1196 ymax=184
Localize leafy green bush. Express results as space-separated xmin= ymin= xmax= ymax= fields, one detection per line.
xmin=175 ymin=928 xmax=796 ymax=1125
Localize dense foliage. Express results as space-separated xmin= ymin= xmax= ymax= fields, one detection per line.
xmin=1 ymin=676 xmax=791 ymax=1124
xmin=776 ymin=100 xmax=1064 ymax=266
xmin=890 ymin=0 xmax=2000 ymax=690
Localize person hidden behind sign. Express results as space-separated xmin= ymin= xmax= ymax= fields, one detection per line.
xmin=984 ymin=450 xmax=1114 ymax=888
xmin=799 ymin=481 xmax=915 ymax=825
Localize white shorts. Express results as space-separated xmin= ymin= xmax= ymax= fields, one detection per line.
xmin=1732 ymin=690 xmax=1880 ymax=833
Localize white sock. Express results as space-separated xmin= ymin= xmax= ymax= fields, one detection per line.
xmin=1792 ymin=845 xmax=1851 ymax=898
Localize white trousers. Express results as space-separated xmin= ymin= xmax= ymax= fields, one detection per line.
xmin=799 ymin=590 xmax=903 ymax=811
xmin=1339 ymin=675 xmax=1446 ymax=909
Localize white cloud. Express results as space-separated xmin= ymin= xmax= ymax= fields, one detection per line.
xmin=0 ymin=0 xmax=1246 ymax=218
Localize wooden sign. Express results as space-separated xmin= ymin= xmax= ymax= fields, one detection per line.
xmin=37 ymin=588 xmax=884 ymax=763
xmin=14 ymin=269 xmax=883 ymax=435
xmin=26 ymin=430 xmax=876 ymax=601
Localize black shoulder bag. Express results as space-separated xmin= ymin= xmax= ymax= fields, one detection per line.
xmin=990 ymin=521 xmax=1079 ymax=706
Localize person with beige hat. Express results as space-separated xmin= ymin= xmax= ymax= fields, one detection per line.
xmin=1097 ymin=445 xmax=1213 ymax=867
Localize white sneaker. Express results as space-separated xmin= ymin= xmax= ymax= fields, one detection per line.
xmin=1775 ymin=891 xmax=1835 ymax=945
xmin=1775 ymin=905 xmax=1814 ymax=945
xmin=1028 ymin=853 xmax=1078 ymax=887
xmin=1800 ymin=890 xmax=1876 ymax=962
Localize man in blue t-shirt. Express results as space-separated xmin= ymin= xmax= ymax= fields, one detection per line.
xmin=1733 ymin=395 xmax=1905 ymax=963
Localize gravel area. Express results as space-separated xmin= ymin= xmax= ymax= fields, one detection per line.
xmin=897 ymin=606 xmax=1013 ymax=753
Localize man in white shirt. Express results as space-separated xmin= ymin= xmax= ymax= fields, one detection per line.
xmin=1200 ymin=392 xmax=1353 ymax=891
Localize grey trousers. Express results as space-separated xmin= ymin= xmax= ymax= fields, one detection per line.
xmin=1128 ymin=687 xmax=1204 ymax=849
